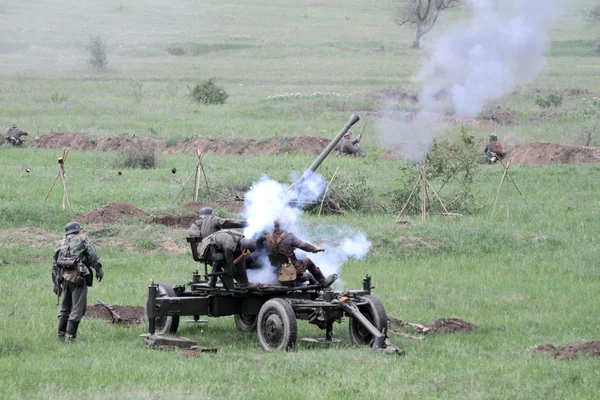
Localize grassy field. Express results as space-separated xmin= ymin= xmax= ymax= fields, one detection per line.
xmin=2 ymin=0 xmax=600 ymax=399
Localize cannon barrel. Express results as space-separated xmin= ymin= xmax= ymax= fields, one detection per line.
xmin=306 ymin=113 xmax=360 ymax=174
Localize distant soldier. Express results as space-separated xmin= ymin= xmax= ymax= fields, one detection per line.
xmin=265 ymin=219 xmax=337 ymax=288
xmin=338 ymin=130 xmax=364 ymax=156
xmin=187 ymin=207 xmax=246 ymax=240
xmin=4 ymin=124 xmax=29 ymax=146
xmin=52 ymin=222 xmax=104 ymax=343
xmin=198 ymin=230 xmax=259 ymax=289
xmin=483 ymin=134 xmax=505 ymax=164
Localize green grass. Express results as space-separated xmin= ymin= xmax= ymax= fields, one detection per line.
xmin=2 ymin=0 xmax=600 ymax=398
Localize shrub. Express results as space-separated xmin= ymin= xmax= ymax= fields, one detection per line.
xmin=535 ymin=93 xmax=563 ymax=108
xmin=129 ymin=80 xmax=143 ymax=103
xmin=114 ymin=144 xmax=157 ymax=169
xmin=187 ymin=78 xmax=228 ymax=105
xmin=88 ymin=35 xmax=108 ymax=72
xmin=166 ymin=45 xmax=185 ymax=56
xmin=50 ymin=91 xmax=69 ymax=105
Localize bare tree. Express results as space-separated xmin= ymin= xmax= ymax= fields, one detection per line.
xmin=393 ymin=0 xmax=460 ymax=49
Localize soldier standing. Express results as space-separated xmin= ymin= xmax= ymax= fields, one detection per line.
xmin=338 ymin=130 xmax=363 ymax=156
xmin=52 ymin=222 xmax=104 ymax=342
xmin=4 ymin=124 xmax=29 ymax=146
xmin=265 ymin=219 xmax=337 ymax=288
xmin=187 ymin=207 xmax=247 ymax=287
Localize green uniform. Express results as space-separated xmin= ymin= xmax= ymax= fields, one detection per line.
xmin=52 ymin=233 xmax=103 ymax=340
xmin=339 ymin=137 xmax=363 ymax=156
xmin=187 ymin=215 xmax=246 ymax=239
xmin=200 ymin=230 xmax=252 ymax=286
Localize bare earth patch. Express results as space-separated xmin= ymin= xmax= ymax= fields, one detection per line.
xmin=86 ymin=304 xmax=145 ymax=325
xmin=508 ymin=142 xmax=600 ymax=165
xmin=530 ymin=341 xmax=600 ymax=359
xmin=388 ymin=316 xmax=476 ymax=335
xmin=78 ymin=202 xmax=146 ymax=224
xmin=36 ymin=132 xmax=328 ymax=155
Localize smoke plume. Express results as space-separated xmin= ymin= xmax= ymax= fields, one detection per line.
xmin=378 ymin=0 xmax=562 ymax=163
xmin=243 ymin=173 xmax=371 ymax=286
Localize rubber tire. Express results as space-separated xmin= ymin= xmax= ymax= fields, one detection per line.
xmin=144 ymin=283 xmax=180 ymax=335
xmin=348 ymin=295 xmax=388 ymax=347
xmin=234 ymin=314 xmax=258 ymax=331
xmin=257 ymin=298 xmax=297 ymax=351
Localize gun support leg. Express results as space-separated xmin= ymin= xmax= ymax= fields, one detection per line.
xmin=341 ymin=302 xmax=386 ymax=349
xmin=147 ymin=284 xmax=158 ymax=335
xmin=325 ymin=320 xmax=333 ymax=342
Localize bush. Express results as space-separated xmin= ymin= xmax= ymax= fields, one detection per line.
xmin=535 ymin=93 xmax=563 ymax=108
xmin=166 ymin=45 xmax=185 ymax=56
xmin=88 ymin=35 xmax=108 ymax=72
xmin=114 ymin=144 xmax=157 ymax=169
xmin=187 ymin=78 xmax=228 ymax=105
xmin=50 ymin=91 xmax=69 ymax=105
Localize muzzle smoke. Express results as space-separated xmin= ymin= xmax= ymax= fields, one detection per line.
xmin=243 ymin=172 xmax=371 ymax=286
xmin=378 ymin=0 xmax=562 ymax=163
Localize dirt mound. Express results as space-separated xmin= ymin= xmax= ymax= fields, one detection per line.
xmin=37 ymin=132 xmax=164 ymax=152
xmin=86 ymin=304 xmax=145 ymax=325
xmin=79 ymin=202 xmax=146 ymax=223
xmin=530 ymin=341 xmax=600 ymax=359
xmin=36 ymin=132 xmax=329 ymax=156
xmin=150 ymin=213 xmax=197 ymax=228
xmin=0 ymin=227 xmax=58 ymax=247
xmin=509 ymin=142 xmax=600 ymax=165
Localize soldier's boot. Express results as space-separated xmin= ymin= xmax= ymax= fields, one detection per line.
xmin=65 ymin=321 xmax=83 ymax=344
xmin=207 ymin=263 xmax=222 ymax=288
xmin=308 ymin=265 xmax=338 ymax=289
xmin=234 ymin=264 xmax=259 ymax=290
xmin=57 ymin=317 xmax=68 ymax=340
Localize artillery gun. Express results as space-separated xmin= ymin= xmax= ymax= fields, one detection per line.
xmin=144 ymin=115 xmax=403 ymax=354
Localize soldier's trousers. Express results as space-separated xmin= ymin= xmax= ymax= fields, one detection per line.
xmin=293 ymin=258 xmax=325 ymax=282
xmin=58 ymin=281 xmax=88 ymax=323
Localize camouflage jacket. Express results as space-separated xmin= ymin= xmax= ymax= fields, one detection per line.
xmin=52 ymin=233 xmax=103 ymax=284
xmin=339 ymin=138 xmax=360 ymax=155
xmin=197 ymin=230 xmax=245 ymax=269
xmin=187 ymin=216 xmax=246 ymax=240
xmin=265 ymin=230 xmax=319 ymax=266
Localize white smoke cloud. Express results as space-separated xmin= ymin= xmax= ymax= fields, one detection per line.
xmin=242 ymin=173 xmax=371 ymax=286
xmin=378 ymin=0 xmax=563 ymax=163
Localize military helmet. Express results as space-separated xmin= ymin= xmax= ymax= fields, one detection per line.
xmin=240 ymin=237 xmax=257 ymax=252
xmin=199 ymin=207 xmax=214 ymax=216
xmin=65 ymin=221 xmax=82 ymax=235
xmin=489 ymin=134 xmax=498 ymax=141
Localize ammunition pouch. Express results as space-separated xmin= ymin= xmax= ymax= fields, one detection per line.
xmin=277 ymin=259 xmax=297 ymax=283
xmin=86 ymin=269 xmax=94 ymax=287
xmin=57 ymin=256 xmax=78 ymax=269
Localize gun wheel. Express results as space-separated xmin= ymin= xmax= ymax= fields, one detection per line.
xmin=234 ymin=314 xmax=258 ymax=331
xmin=257 ymin=298 xmax=297 ymax=351
xmin=144 ymin=283 xmax=180 ymax=335
xmin=348 ymin=295 xmax=387 ymax=347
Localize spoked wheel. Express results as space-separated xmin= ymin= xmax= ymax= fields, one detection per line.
xmin=348 ymin=295 xmax=387 ymax=346
xmin=257 ymin=298 xmax=297 ymax=351
xmin=144 ymin=283 xmax=180 ymax=335
xmin=234 ymin=314 xmax=258 ymax=331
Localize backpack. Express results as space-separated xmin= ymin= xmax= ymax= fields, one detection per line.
xmin=56 ymin=241 xmax=78 ymax=270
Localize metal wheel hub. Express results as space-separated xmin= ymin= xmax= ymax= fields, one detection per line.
xmin=264 ymin=313 xmax=284 ymax=345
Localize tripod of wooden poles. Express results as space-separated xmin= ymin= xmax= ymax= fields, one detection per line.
xmin=170 ymin=149 xmax=211 ymax=206
xmin=44 ymin=148 xmax=72 ymax=211
xmin=491 ymin=159 xmax=523 ymax=219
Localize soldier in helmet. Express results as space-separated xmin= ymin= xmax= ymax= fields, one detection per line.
xmin=338 ymin=130 xmax=364 ymax=157
xmin=187 ymin=207 xmax=247 ymax=240
xmin=483 ymin=134 xmax=505 ymax=164
xmin=187 ymin=207 xmax=248 ymax=287
xmin=199 ymin=230 xmax=259 ymax=289
xmin=4 ymin=124 xmax=29 ymax=146
xmin=52 ymin=222 xmax=104 ymax=342
xmin=265 ymin=219 xmax=337 ymax=288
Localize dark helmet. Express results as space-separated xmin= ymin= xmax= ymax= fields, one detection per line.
xmin=489 ymin=134 xmax=498 ymax=141
xmin=65 ymin=221 xmax=82 ymax=235
xmin=199 ymin=207 xmax=214 ymax=216
xmin=240 ymin=237 xmax=257 ymax=252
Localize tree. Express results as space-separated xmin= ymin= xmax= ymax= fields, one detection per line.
xmin=393 ymin=0 xmax=460 ymax=49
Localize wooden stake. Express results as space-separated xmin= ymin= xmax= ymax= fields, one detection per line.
xmin=491 ymin=164 xmax=509 ymax=217
xmin=170 ymin=159 xmax=199 ymax=206
xmin=396 ymin=173 xmax=421 ymax=222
